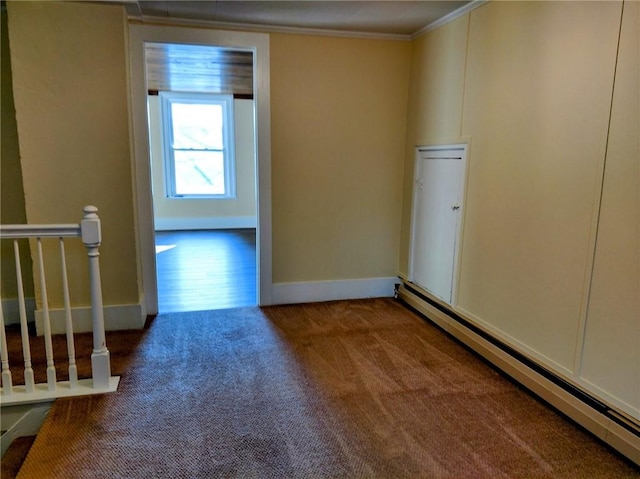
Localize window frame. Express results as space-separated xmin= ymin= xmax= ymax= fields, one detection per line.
xmin=159 ymin=91 xmax=236 ymax=199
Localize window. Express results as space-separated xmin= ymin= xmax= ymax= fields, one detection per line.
xmin=159 ymin=92 xmax=235 ymax=198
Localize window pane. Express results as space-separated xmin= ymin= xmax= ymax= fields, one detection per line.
xmin=171 ymin=103 xmax=223 ymax=150
xmin=174 ymin=151 xmax=225 ymax=195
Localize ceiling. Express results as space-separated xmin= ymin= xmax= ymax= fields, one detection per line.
xmin=126 ymin=1 xmax=472 ymax=37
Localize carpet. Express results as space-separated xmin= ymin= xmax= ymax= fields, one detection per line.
xmin=1 ymin=436 xmax=35 ymax=479
xmin=12 ymin=299 xmax=639 ymax=478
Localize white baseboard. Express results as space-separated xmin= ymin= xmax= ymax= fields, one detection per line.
xmin=34 ymin=301 xmax=146 ymax=335
xmin=397 ymin=283 xmax=640 ymax=466
xmin=1 ymin=298 xmax=36 ymax=325
xmin=272 ymin=277 xmax=398 ymax=305
xmin=154 ymin=216 xmax=257 ymax=231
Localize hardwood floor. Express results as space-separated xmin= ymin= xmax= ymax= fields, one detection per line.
xmin=154 ymin=229 xmax=256 ymax=313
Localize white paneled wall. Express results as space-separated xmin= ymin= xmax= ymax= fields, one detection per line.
xmin=403 ymin=0 xmax=639 ymax=427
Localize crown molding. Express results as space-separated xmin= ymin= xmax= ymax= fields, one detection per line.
xmin=413 ymin=0 xmax=488 ymax=39
xmin=127 ymin=14 xmax=412 ymax=42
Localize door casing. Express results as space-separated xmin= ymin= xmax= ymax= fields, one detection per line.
xmin=128 ymin=24 xmax=273 ymax=315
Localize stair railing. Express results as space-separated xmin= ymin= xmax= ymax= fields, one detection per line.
xmin=0 ymin=206 xmax=119 ymax=406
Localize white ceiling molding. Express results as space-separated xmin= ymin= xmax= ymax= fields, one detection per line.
xmin=128 ymin=14 xmax=413 ymax=41
xmin=413 ymin=0 xmax=488 ymax=39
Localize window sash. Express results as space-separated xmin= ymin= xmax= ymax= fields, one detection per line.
xmin=159 ymin=92 xmax=236 ymax=199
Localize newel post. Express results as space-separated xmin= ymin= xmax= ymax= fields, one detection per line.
xmin=81 ymin=205 xmax=111 ymax=389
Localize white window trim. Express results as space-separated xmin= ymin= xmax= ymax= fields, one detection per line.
xmin=159 ymin=91 xmax=236 ymax=199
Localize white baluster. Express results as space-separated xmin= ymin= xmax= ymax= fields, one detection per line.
xmin=36 ymin=238 xmax=56 ymax=390
xmin=81 ymin=206 xmax=111 ymax=389
xmin=14 ymin=240 xmax=34 ymax=392
xmin=59 ymin=238 xmax=78 ymax=388
xmin=0 ymin=303 xmax=13 ymax=394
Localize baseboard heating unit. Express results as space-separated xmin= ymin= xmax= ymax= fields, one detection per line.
xmin=396 ymin=281 xmax=640 ymax=466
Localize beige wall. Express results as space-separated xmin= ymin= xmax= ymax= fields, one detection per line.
xmin=270 ymin=33 xmax=411 ymax=283
xmin=148 ymin=97 xmax=257 ymax=229
xmin=6 ymin=1 xmax=412 ymax=310
xmin=401 ymin=1 xmax=638 ymax=419
xmin=458 ymin=1 xmax=619 ymax=371
xmin=6 ymin=1 xmax=412 ymax=315
xmin=6 ymin=1 xmax=140 ymax=308
xmin=579 ymin=0 xmax=639 ymax=417
xmin=1 ymin=8 xmax=34 ymax=302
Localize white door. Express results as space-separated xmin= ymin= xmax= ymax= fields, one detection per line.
xmin=409 ymin=145 xmax=467 ymax=304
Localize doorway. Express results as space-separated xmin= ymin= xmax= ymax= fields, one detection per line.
xmin=144 ymin=43 xmax=257 ymax=312
xmin=128 ymin=25 xmax=273 ymax=316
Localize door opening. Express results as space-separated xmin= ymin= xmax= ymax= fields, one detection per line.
xmin=144 ymin=43 xmax=257 ymax=312
xmin=128 ymin=25 xmax=273 ymax=315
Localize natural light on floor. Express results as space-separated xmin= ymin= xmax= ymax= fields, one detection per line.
xmin=155 ymin=245 xmax=176 ymax=254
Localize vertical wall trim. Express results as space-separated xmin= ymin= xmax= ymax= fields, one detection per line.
xmin=573 ymin=1 xmax=626 ymax=376
xmin=459 ymin=13 xmax=472 ymax=139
